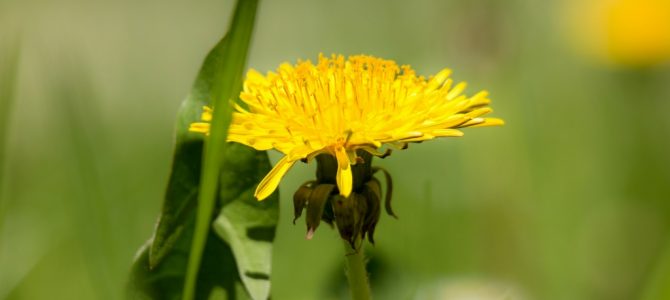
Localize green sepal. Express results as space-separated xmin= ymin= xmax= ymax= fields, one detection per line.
xmin=305 ymin=184 xmax=336 ymax=239
xmin=293 ymin=181 xmax=315 ymax=224
xmin=372 ymin=166 xmax=397 ymax=218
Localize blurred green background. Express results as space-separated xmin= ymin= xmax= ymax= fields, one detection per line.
xmin=2 ymin=0 xmax=670 ymax=299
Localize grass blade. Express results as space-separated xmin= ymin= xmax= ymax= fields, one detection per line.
xmin=181 ymin=0 xmax=259 ymax=299
xmin=129 ymin=1 xmax=274 ymax=298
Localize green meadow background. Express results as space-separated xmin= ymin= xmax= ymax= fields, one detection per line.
xmin=2 ymin=0 xmax=670 ymax=299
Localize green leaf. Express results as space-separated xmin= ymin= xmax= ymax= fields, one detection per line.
xmin=183 ymin=0 xmax=259 ymax=299
xmin=148 ymin=0 xmax=257 ymax=269
xmin=131 ymin=0 xmax=275 ymax=299
xmin=214 ymin=145 xmax=279 ymax=300
xmin=129 ymin=215 xmax=251 ymax=300
xmin=130 ymin=142 xmax=277 ymax=300
xmin=148 ymin=34 xmax=223 ymax=268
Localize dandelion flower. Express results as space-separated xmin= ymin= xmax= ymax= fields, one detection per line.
xmin=563 ymin=0 xmax=670 ymax=67
xmin=191 ymin=54 xmax=503 ymax=200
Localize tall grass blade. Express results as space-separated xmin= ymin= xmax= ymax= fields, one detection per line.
xmin=182 ymin=0 xmax=259 ymax=299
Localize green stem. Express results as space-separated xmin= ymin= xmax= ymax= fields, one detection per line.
xmin=343 ymin=239 xmax=372 ymax=300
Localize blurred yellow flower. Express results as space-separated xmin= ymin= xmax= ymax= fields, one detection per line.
xmin=564 ymin=0 xmax=670 ymax=67
xmin=190 ymin=54 xmax=503 ymax=200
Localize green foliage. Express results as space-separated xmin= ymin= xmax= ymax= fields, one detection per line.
xmin=640 ymin=242 xmax=670 ymax=300
xmin=129 ymin=218 xmax=249 ymax=300
xmin=0 ymin=31 xmax=21 ymax=300
xmin=183 ymin=0 xmax=259 ymax=298
xmin=5 ymin=1 xmax=670 ymax=299
xmin=128 ymin=0 xmax=276 ymax=299
xmin=129 ymin=142 xmax=277 ymax=300
xmin=0 ymin=34 xmax=20 ymax=196
xmin=147 ymin=33 xmax=215 ymax=269
xmin=214 ymin=145 xmax=278 ymax=300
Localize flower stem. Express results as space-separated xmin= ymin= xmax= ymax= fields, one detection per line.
xmin=343 ymin=238 xmax=372 ymax=300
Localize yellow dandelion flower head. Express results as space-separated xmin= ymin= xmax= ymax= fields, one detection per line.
xmin=563 ymin=0 xmax=670 ymax=67
xmin=190 ymin=54 xmax=503 ymax=200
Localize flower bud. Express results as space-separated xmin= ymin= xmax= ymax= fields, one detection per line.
xmin=292 ymin=150 xmax=395 ymax=248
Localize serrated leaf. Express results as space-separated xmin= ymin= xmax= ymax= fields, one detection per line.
xmin=214 ymin=144 xmax=279 ymax=300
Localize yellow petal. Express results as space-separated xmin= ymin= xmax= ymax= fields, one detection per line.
xmin=467 ymin=91 xmax=491 ymax=107
xmin=427 ymin=68 xmax=452 ymax=89
xmin=201 ymin=106 xmax=213 ymax=121
xmin=432 ymin=129 xmax=464 ymax=137
xmin=189 ymin=122 xmax=211 ymax=134
xmin=464 ymin=107 xmax=493 ymax=119
xmin=359 ymin=146 xmax=392 ymax=158
xmin=446 ymin=81 xmax=467 ymax=100
xmin=233 ymin=102 xmax=249 ymax=114
xmin=434 ymin=68 xmax=452 ymax=84
xmin=334 ymin=147 xmax=352 ymax=197
xmin=255 ymin=156 xmax=296 ymax=201
xmin=287 ymin=145 xmax=316 ymax=160
xmin=458 ymin=117 xmax=486 ymax=128
xmin=346 ymin=150 xmax=359 ymax=164
xmin=468 ymin=117 xmax=505 ymax=127
xmin=190 ymin=55 xmax=503 ymax=166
